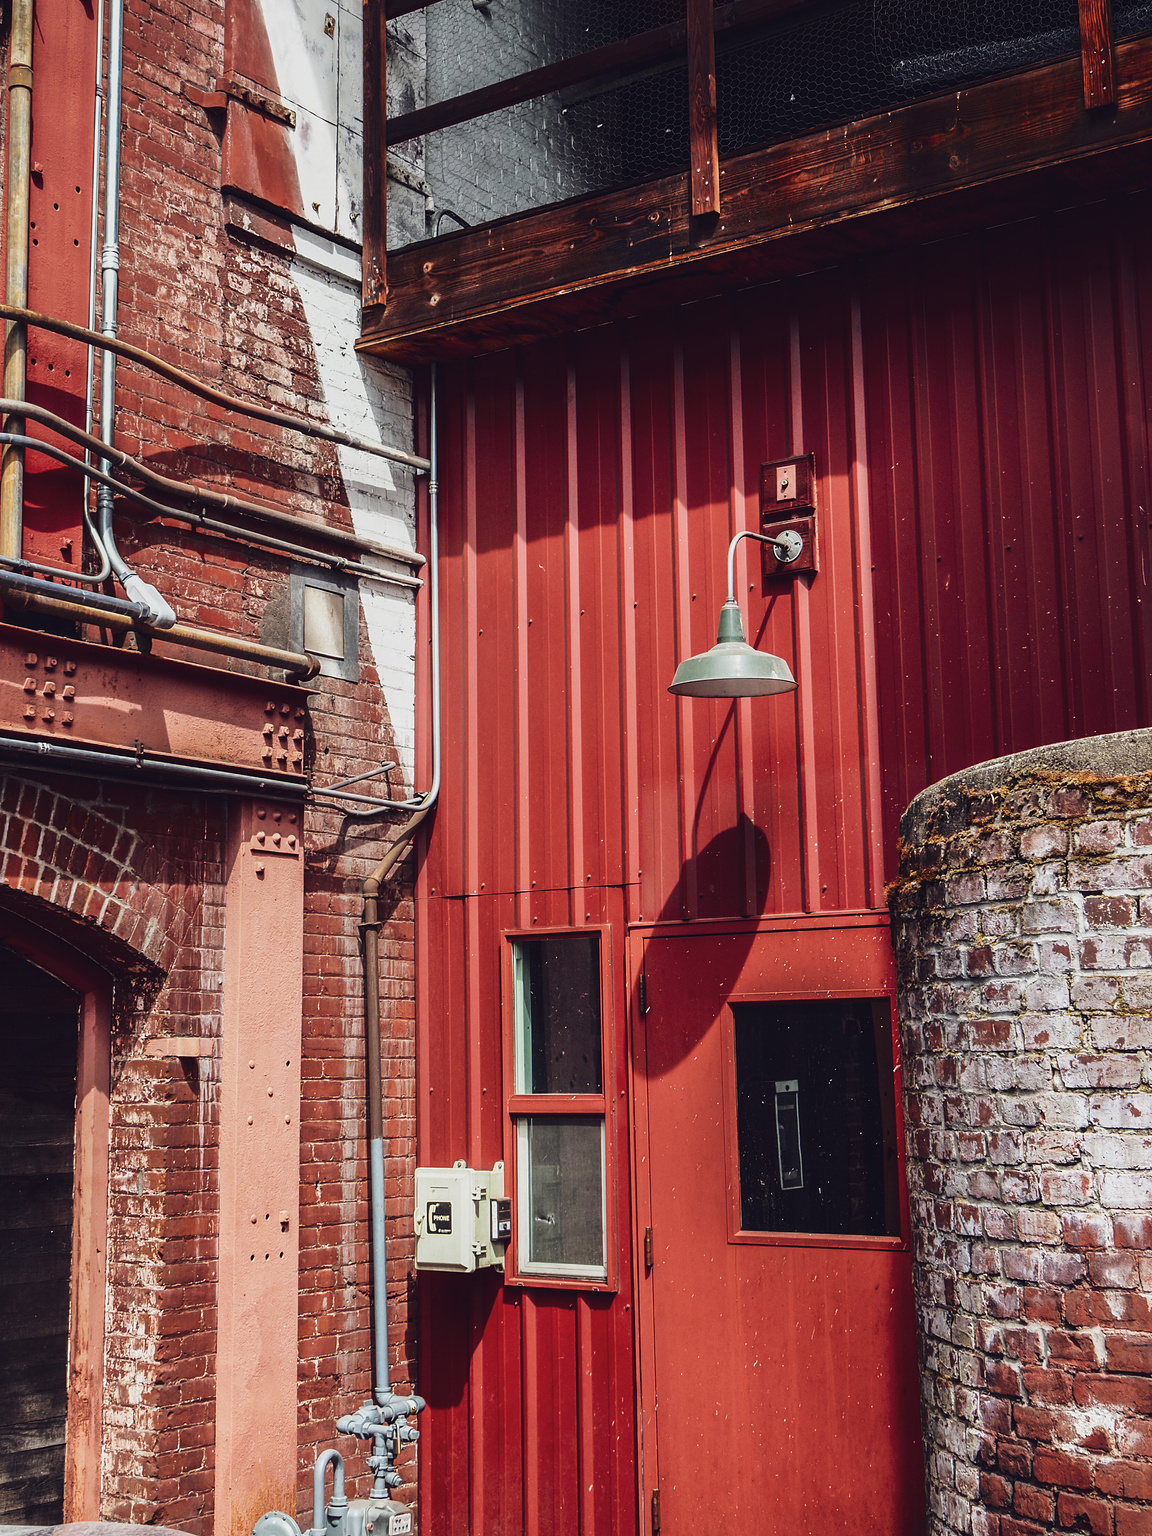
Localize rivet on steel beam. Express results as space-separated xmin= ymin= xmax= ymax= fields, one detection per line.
xmin=255 ymin=863 xmax=266 ymax=877
xmin=255 ymin=830 xmax=266 ymax=844
xmin=257 ymin=806 xmax=266 ymax=818
xmin=44 ymin=656 xmax=56 ymax=670
xmin=273 ymin=810 xmax=282 ymax=821
xmin=272 ymin=832 xmax=281 ymax=846
xmin=62 ymin=713 xmax=73 ymax=725
xmin=42 ymin=708 xmax=53 ymax=720
xmin=42 ymin=680 xmax=55 ymax=696
xmin=62 ymin=684 xmax=74 ymax=699
xmin=24 ymin=652 xmax=36 ymax=665
xmin=267 ymin=1087 xmax=274 ymax=1097
xmin=280 ymin=703 xmax=290 ymax=716
xmin=249 ymin=1060 xmax=256 ymax=1068
xmin=64 ymin=660 xmax=76 ymax=675
xmin=22 ymin=676 xmax=34 ymax=692
xmin=23 ymin=705 xmax=34 ymax=719
xmin=265 ymin=701 xmax=276 ymax=714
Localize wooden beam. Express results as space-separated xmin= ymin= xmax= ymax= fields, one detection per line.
xmin=688 ymin=0 xmax=720 ymax=217
xmin=385 ymin=0 xmax=447 ymax=16
xmin=1079 ymin=0 xmax=1115 ymax=108
xmin=363 ymin=0 xmax=387 ymax=309
xmin=385 ymin=0 xmax=809 ymax=145
xmin=358 ymin=38 xmax=1152 ymax=363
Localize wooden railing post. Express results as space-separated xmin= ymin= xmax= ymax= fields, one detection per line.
xmin=1079 ymin=0 xmax=1115 ymax=108
xmin=688 ymin=0 xmax=721 ymax=217
xmin=363 ymin=0 xmax=388 ymax=311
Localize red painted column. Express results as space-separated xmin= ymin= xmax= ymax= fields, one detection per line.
xmin=215 ymin=799 xmax=305 ymax=1536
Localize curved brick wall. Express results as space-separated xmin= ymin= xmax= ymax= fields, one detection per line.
xmin=890 ymin=731 xmax=1152 ymax=1536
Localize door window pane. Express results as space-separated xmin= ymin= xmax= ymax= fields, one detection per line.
xmin=733 ymin=999 xmax=900 ymax=1237
xmin=517 ymin=1116 xmax=606 ymax=1276
xmin=513 ymin=936 xmax=602 ymax=1094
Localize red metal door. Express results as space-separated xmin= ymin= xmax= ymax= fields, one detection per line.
xmin=633 ymin=920 xmax=925 ymax=1534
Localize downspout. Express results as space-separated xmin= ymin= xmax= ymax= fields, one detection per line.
xmin=0 ymin=0 xmax=34 ymax=561
xmin=336 ymin=367 xmax=440 ymax=1493
xmin=94 ymin=0 xmax=174 ymax=627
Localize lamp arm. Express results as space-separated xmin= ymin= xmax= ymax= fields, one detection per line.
xmin=725 ymin=528 xmax=803 ymax=602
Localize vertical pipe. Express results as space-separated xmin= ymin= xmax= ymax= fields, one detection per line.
xmin=361 ymin=365 xmax=441 ymax=1407
xmin=82 ymin=0 xmax=112 ymax=580
xmin=96 ymin=0 xmax=129 ymax=583
xmin=0 ymin=0 xmax=34 ymax=560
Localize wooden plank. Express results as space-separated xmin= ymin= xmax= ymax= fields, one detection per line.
xmin=359 ymin=39 xmax=1152 ymax=362
xmin=384 ymin=0 xmax=810 ymax=146
xmin=688 ymin=0 xmax=720 ymax=217
xmin=1079 ymin=0 xmax=1115 ymax=108
xmin=362 ymin=0 xmax=387 ymax=310
xmin=385 ymin=0 xmax=446 ymax=17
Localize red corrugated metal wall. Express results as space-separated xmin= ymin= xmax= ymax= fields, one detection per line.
xmin=414 ymin=190 xmax=1152 ymax=1534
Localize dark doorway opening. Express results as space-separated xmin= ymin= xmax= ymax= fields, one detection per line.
xmin=0 ymin=948 xmax=80 ymax=1525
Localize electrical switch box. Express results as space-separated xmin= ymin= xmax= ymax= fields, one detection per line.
xmin=414 ymin=1160 xmax=508 ymax=1273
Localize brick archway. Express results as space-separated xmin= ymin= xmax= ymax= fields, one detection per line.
xmin=0 ymin=774 xmax=206 ymax=977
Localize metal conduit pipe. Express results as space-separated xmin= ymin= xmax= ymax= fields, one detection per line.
xmin=0 ymin=395 xmax=421 ymax=566
xmin=319 ymin=369 xmax=440 ymax=1510
xmin=1 ymin=578 xmax=320 ymax=680
xmin=346 ymin=367 xmax=441 ymax=1489
xmin=93 ymin=0 xmax=176 ymax=626
xmin=311 ymin=1450 xmax=346 ymax=1536
xmin=0 ymin=303 xmax=432 ymax=475
xmin=0 ymin=733 xmax=308 ymax=798
xmin=78 ymin=0 xmax=112 ymax=585
xmin=0 ymin=432 xmax=422 ymax=589
xmin=0 ymin=0 xmax=34 ymax=561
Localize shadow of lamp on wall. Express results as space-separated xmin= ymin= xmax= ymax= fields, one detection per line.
xmin=668 ymin=529 xmax=803 ymax=698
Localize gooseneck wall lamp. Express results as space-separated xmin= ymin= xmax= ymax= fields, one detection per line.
xmin=668 ymin=528 xmax=803 ymax=698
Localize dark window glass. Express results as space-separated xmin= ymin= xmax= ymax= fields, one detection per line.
xmin=514 ymin=935 xmax=602 ymax=1095
xmin=733 ymin=999 xmax=899 ymax=1237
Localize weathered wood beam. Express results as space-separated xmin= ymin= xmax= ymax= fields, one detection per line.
xmin=362 ymin=0 xmax=387 ymax=309
xmin=358 ymin=39 xmax=1152 ymax=363
xmin=385 ymin=0 xmax=810 ymax=145
xmin=1079 ymin=0 xmax=1115 ymax=107
xmin=384 ymin=0 xmax=447 ymax=17
xmin=688 ymin=0 xmax=720 ymax=217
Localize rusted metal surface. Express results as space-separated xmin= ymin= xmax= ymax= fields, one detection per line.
xmin=0 ymin=621 xmax=310 ymax=777
xmin=17 ymin=0 xmax=97 ymax=573
xmin=416 ymin=290 xmax=889 ymax=1531
xmin=634 ymin=921 xmax=923 ymax=1534
xmin=215 ymin=797 xmax=304 ymax=1536
xmin=864 ymin=196 xmax=1152 ymax=878
xmin=416 ymin=189 xmax=1152 ymax=1532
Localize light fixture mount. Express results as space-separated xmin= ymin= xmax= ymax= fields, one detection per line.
xmin=668 ymin=530 xmax=800 ymax=699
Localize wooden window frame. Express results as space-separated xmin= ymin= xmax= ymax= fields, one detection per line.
xmin=500 ymin=925 xmax=619 ymax=1293
xmin=719 ymin=986 xmax=909 ymax=1254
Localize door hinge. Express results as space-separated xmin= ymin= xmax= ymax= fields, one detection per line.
xmin=644 ymin=1225 xmax=653 ymax=1270
xmin=651 ymin=1488 xmax=661 ymax=1534
xmin=638 ymin=968 xmax=648 ymax=1016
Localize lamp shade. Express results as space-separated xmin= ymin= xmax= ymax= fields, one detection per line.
xmin=668 ymin=599 xmax=797 ymax=698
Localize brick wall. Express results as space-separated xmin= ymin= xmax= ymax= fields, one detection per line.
xmin=1 ymin=0 xmax=422 ymax=1528
xmin=890 ymin=731 xmax=1152 ymax=1536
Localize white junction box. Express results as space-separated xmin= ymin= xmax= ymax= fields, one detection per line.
xmin=414 ymin=1159 xmax=510 ymax=1273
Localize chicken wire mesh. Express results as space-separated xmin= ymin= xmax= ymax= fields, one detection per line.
xmin=399 ymin=0 xmax=1150 ymax=242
